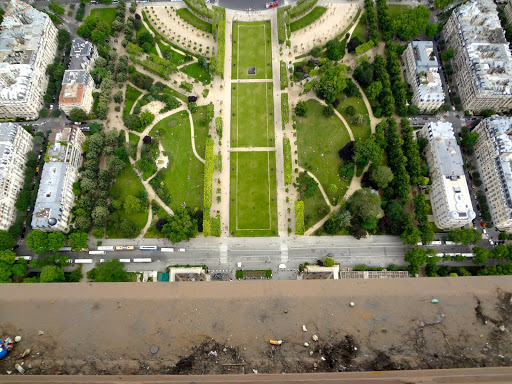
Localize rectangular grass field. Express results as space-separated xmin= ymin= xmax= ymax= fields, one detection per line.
xmin=230 ymin=151 xmax=277 ymax=236
xmin=90 ymin=8 xmax=116 ymax=24
xmin=231 ymin=82 xmax=274 ymax=147
xmin=232 ymin=21 xmax=272 ymax=79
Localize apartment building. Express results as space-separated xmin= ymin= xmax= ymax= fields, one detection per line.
xmin=59 ymin=38 xmax=97 ymax=116
xmin=401 ymin=41 xmax=444 ymax=112
xmin=420 ymin=122 xmax=475 ymax=230
xmin=31 ymin=125 xmax=85 ymax=232
xmin=443 ymin=0 xmax=512 ymax=113
xmin=474 ymin=116 xmax=512 ymax=232
xmin=0 ymin=123 xmax=32 ymax=230
xmin=0 ymin=0 xmax=58 ymax=119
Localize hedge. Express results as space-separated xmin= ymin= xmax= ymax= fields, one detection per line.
xmin=184 ymin=0 xmax=214 ymax=21
xmin=203 ymin=138 xmax=214 ymax=210
xmin=215 ymin=116 xmax=223 ymax=138
xmin=283 ymin=137 xmax=292 ymax=185
xmin=203 ymin=211 xmax=211 ymax=236
xmin=131 ymin=54 xmax=176 ymax=80
xmin=215 ymin=19 xmax=225 ymax=77
xmin=126 ymin=42 xmax=145 ymax=56
xmin=295 ymin=200 xmax=305 ymax=235
xmin=355 ymin=40 xmax=375 ymax=55
xmin=211 ymin=215 xmax=221 ymax=237
xmin=281 ymin=93 xmax=289 ymax=127
xmin=277 ymin=7 xmax=290 ymax=44
xmin=280 ymin=61 xmax=288 ymax=90
xmin=288 ymin=0 xmax=318 ymax=20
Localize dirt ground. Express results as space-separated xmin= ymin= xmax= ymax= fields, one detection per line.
xmin=1 ymin=277 xmax=512 ymax=376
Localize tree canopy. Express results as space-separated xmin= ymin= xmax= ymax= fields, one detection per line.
xmin=316 ymin=65 xmax=348 ymax=103
xmin=392 ymin=6 xmax=430 ymax=41
xmin=87 ymin=258 xmax=129 ymax=282
xmin=347 ymin=188 xmax=383 ymax=222
xmin=370 ymin=166 xmax=393 ymax=189
xmin=161 ymin=208 xmax=198 ymax=243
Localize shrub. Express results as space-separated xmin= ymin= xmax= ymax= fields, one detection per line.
xmin=295 ymin=200 xmax=305 ymax=235
xmin=184 ymin=0 xmax=214 ymax=20
xmin=355 ymin=40 xmax=375 ymax=55
xmin=203 ymin=211 xmax=211 ymax=236
xmin=125 ymin=42 xmax=145 ymax=56
xmin=288 ymin=0 xmax=318 ymax=19
xmin=295 ymin=100 xmax=308 ymax=117
xmin=281 ymin=93 xmax=289 ymax=127
xmin=277 ymin=7 xmax=290 ymax=44
xmin=180 ymin=81 xmax=194 ymax=93
xmin=280 ymin=61 xmax=288 ymax=90
xmin=215 ymin=117 xmax=223 ymax=138
xmin=283 ymin=138 xmax=292 ymax=185
xmin=214 ymin=19 xmax=225 ymax=77
xmin=203 ymin=138 xmax=214 ymax=210
xmin=323 ymin=257 xmax=334 ymax=267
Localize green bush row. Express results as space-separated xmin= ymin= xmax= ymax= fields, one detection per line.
xmin=281 ymin=93 xmax=289 ymax=127
xmin=295 ymin=200 xmax=305 ymax=235
xmin=126 ymin=42 xmax=145 ymax=56
xmin=288 ymin=0 xmax=318 ymax=20
xmin=211 ymin=215 xmax=221 ymax=237
xmin=203 ymin=138 xmax=214 ymax=210
xmin=283 ymin=137 xmax=292 ymax=185
xmin=280 ymin=61 xmax=288 ymax=90
xmin=355 ymin=40 xmax=375 ymax=55
xmin=131 ymin=54 xmax=175 ymax=80
xmin=215 ymin=117 xmax=223 ymax=138
xmin=203 ymin=211 xmax=211 ymax=236
xmin=184 ymin=0 xmax=215 ymax=21
xmin=215 ymin=19 xmax=225 ymax=77
xmin=277 ymin=7 xmax=290 ymax=44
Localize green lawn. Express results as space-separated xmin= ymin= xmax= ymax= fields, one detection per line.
xmin=181 ymin=62 xmax=212 ymax=84
xmin=304 ymin=184 xmax=330 ymax=230
xmin=136 ymin=24 xmax=158 ymax=55
xmin=290 ymin=7 xmax=327 ymax=32
xmin=90 ymin=8 xmax=116 ymax=24
xmin=157 ymin=41 xmax=190 ymax=66
xmin=230 ymin=151 xmax=278 ymax=237
xmin=296 ymin=99 xmax=352 ymax=203
xmin=388 ymin=4 xmax=411 ymax=18
xmin=150 ymin=111 xmax=204 ymax=211
xmin=190 ymin=105 xmax=210 ymax=159
xmin=163 ymin=85 xmax=188 ymax=104
xmin=351 ymin=12 xmax=368 ymax=43
xmin=232 ymin=21 xmax=272 ymax=79
xmin=176 ymin=8 xmax=212 ymax=33
xmin=124 ymin=85 xmax=142 ymax=116
xmin=129 ymin=132 xmax=140 ymax=147
xmin=108 ymin=163 xmax=148 ymax=238
xmin=144 ymin=201 xmax=172 ymax=238
xmin=336 ymin=92 xmax=372 ymax=141
xmin=231 ymin=82 xmax=274 ymax=147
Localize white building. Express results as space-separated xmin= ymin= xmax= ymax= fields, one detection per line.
xmin=0 ymin=123 xmax=32 ymax=230
xmin=59 ymin=38 xmax=97 ymax=116
xmin=443 ymin=0 xmax=512 ymax=113
xmin=0 ymin=0 xmax=58 ymax=120
xmin=474 ymin=116 xmax=512 ymax=232
xmin=420 ymin=122 xmax=475 ymax=230
xmin=402 ymin=41 xmax=445 ymax=112
xmin=31 ymin=126 xmax=85 ymax=232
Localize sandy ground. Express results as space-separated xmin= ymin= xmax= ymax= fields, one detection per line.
xmin=1 ymin=277 xmax=512 ymax=376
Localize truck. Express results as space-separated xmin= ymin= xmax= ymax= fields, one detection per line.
xmin=266 ymin=1 xmax=278 ymax=8
xmin=89 ymin=251 xmax=106 ymax=255
xmin=98 ymin=246 xmax=115 ymax=251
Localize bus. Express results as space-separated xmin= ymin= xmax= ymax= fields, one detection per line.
xmin=161 ymin=248 xmax=175 ymax=252
xmin=74 ymin=259 xmax=93 ymax=264
xmin=139 ymin=246 xmax=157 ymax=251
xmin=98 ymin=246 xmax=115 ymax=251
xmin=116 ymin=245 xmax=135 ymax=251
xmin=133 ymin=258 xmax=152 ymax=263
xmin=15 ymin=256 xmax=32 ymax=261
xmin=120 ymin=259 xmax=131 ymax=263
xmin=431 ymin=241 xmax=442 ymax=245
xmin=58 ymin=247 xmax=72 ymax=252
xmin=89 ymin=251 xmax=106 ymax=255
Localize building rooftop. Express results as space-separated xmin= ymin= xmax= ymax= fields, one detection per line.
xmin=451 ymin=0 xmax=512 ymax=95
xmin=0 ymin=122 xmax=22 ymax=185
xmin=69 ymin=37 xmax=95 ymax=71
xmin=408 ymin=41 xmax=444 ymax=104
xmin=59 ymin=82 xmax=86 ymax=106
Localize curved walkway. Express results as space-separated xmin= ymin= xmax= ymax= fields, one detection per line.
xmin=351 ymin=78 xmax=380 ymax=133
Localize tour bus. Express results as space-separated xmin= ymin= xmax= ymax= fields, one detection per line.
xmin=89 ymin=251 xmax=106 ymax=255
xmin=161 ymin=248 xmax=175 ymax=252
xmin=116 ymin=245 xmax=135 ymax=251
xmin=445 ymin=241 xmax=456 ymax=245
xmin=74 ymin=259 xmax=93 ymax=264
xmin=431 ymin=241 xmax=442 ymax=245
xmin=133 ymin=258 xmax=152 ymax=263
xmin=139 ymin=246 xmax=157 ymax=251
xmin=58 ymin=247 xmax=72 ymax=252
xmin=120 ymin=259 xmax=131 ymax=263
xmin=15 ymin=256 xmax=32 ymax=261
xmin=98 ymin=246 xmax=115 ymax=251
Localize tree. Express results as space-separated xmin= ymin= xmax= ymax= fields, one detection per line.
xmin=370 ymin=166 xmax=393 ymax=189
xmin=393 ymin=5 xmax=430 ymax=41
xmin=473 ymin=247 xmax=490 ymax=264
xmin=123 ymin=114 xmax=142 ymax=131
xmin=91 ymin=29 xmax=106 ymax=45
xmin=81 ymin=178 xmax=97 ymax=193
xmin=161 ymin=208 xmax=198 ymax=243
xmin=448 ymin=228 xmax=482 ymax=245
xmin=345 ymin=105 xmax=356 ymax=116
xmin=156 ymin=218 xmax=168 ymax=232
xmin=120 ymin=220 xmax=138 ymax=238
xmin=88 ymin=259 xmax=129 ymax=282
xmin=353 ymin=61 xmax=373 ymax=87
xmin=400 ymin=214 xmax=421 ymax=245
xmin=347 ymin=188 xmax=383 ymax=222
xmin=68 ymin=108 xmax=87 ymax=121
xmin=47 ymin=232 xmax=67 ymax=252
xmin=75 ymin=216 xmax=92 ymax=232
xmin=137 ymin=30 xmax=154 ymax=46
xmin=40 ymin=266 xmax=65 ymax=283
xmin=326 ymin=39 xmax=345 ymax=61
xmin=140 ymin=110 xmax=155 ymax=128
xmin=0 ymin=231 xmax=14 ymax=251
xmin=461 ymin=131 xmax=479 ymax=147
xmin=441 ymin=48 xmax=454 ymax=62
xmin=69 ymin=232 xmax=88 ymax=252
xmin=323 ymin=257 xmax=335 ymax=267
xmin=317 ymin=64 xmax=348 ymax=103
xmin=323 ymin=105 xmax=334 ymax=117
xmin=107 ymin=156 xmax=126 ymax=175
xmin=338 ymin=141 xmax=355 ymax=162
xmin=404 ymin=248 xmax=428 ymax=267
xmin=92 ymin=206 xmax=109 ymax=227
xmin=113 ymin=90 xmax=123 ymax=104
xmin=407 ymin=105 xmax=420 ymax=116
xmin=426 ymin=23 xmax=441 ymax=39
xmin=344 ymin=79 xmax=360 ymax=97
xmin=353 ymin=137 xmax=383 ymax=170
xmin=25 ymin=230 xmax=49 ymax=254
xmin=296 ymin=172 xmax=318 ymax=198
xmin=366 ymin=81 xmax=382 ymax=100
xmin=124 ymin=195 xmax=141 ymax=214
xmin=295 ymin=101 xmax=308 ymax=117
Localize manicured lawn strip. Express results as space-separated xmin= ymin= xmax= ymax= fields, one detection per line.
xmin=280 ymin=61 xmax=288 ymax=90
xmin=124 ymin=85 xmax=142 ymax=116
xmin=231 ymin=82 xmax=274 ymax=147
xmin=335 ymin=92 xmax=372 ymax=141
xmin=388 ymin=4 xmax=411 ymax=18
xmin=129 ymin=133 xmax=140 ymax=147
xmin=296 ymin=99 xmax=351 ymax=203
xmin=108 ymin=163 xmax=148 ymax=238
xmin=304 ymin=184 xmax=330 ymax=230
xmin=136 ymin=24 xmax=158 ymax=55
xmin=176 ymin=8 xmax=212 ymax=33
xmin=235 ymin=270 xmax=272 ymax=279
xmin=230 ymin=151 xmax=278 ymax=237
xmin=232 ymin=21 xmax=272 ymax=80
xmin=191 ymin=105 xmax=209 ymax=159
xmin=351 ymin=12 xmax=369 ymax=43
xmin=281 ymin=93 xmax=289 ymax=127
xmin=162 ymin=85 xmax=188 ymax=103
xmin=90 ymin=8 xmax=116 ymax=24
xmin=181 ymin=62 xmax=212 ymax=84
xmin=157 ymin=41 xmax=189 ymax=66
xmin=283 ymin=137 xmax=292 ymax=184
xmin=290 ymin=7 xmax=326 ymax=32
xmin=150 ymin=111 xmax=204 ymax=211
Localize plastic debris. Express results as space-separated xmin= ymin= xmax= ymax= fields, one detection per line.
xmin=312 ymin=335 xmax=319 ymax=342
xmin=309 ymin=351 xmax=314 ymax=356
xmin=499 ymin=325 xmax=506 ymax=332
xmin=269 ymin=340 xmax=282 ymax=346
xmin=302 ymin=325 xmax=307 ymax=332
xmin=252 ymin=369 xmax=258 ymax=374
xmin=15 ymin=363 xmax=24 ymax=374
xmin=14 ymin=336 xmax=21 ymax=343
xmin=321 ymin=356 xmax=326 ymax=361
xmin=37 ymin=330 xmax=44 ymax=336
xmin=431 ymin=299 xmax=439 ymax=303
xmin=350 ymin=302 xmax=355 ymax=307
xmin=6 ymin=371 xmax=11 ymax=375
xmin=304 ymin=342 xmax=309 ymax=347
